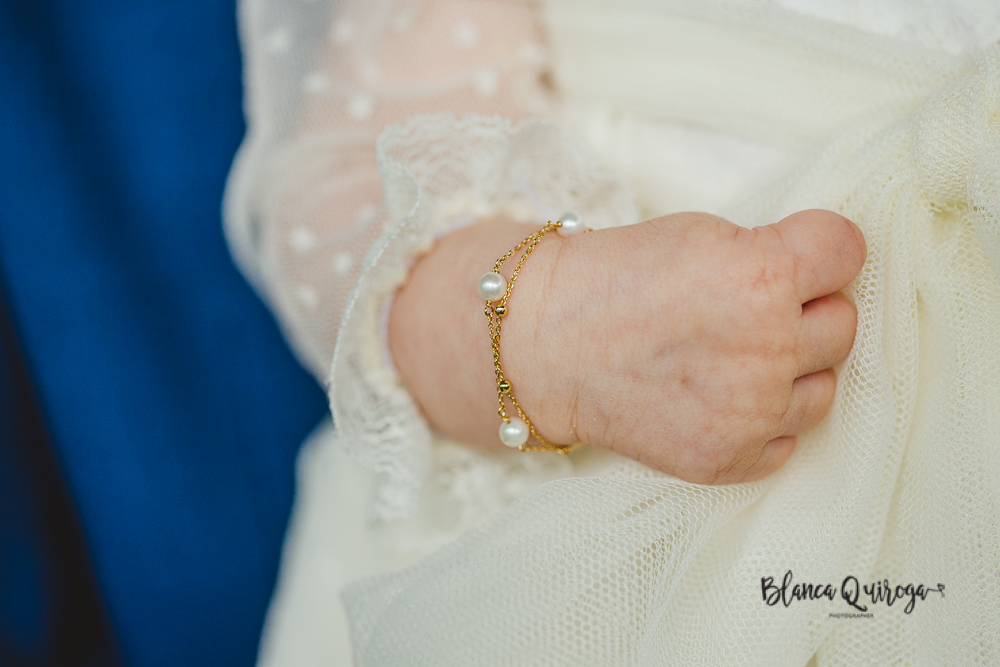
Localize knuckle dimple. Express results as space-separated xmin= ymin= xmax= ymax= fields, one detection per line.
xmin=739 ymin=256 xmax=795 ymax=311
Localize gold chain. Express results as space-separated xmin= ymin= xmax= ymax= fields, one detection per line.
xmin=484 ymin=221 xmax=586 ymax=454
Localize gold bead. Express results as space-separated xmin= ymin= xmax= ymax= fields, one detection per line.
xmin=495 ymin=304 xmax=506 ymax=316
xmin=499 ymin=380 xmax=511 ymax=393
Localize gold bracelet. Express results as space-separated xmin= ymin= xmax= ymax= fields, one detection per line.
xmin=476 ymin=212 xmax=590 ymax=454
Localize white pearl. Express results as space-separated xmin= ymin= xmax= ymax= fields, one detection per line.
xmin=557 ymin=211 xmax=585 ymax=237
xmin=499 ymin=418 xmax=529 ymax=448
xmin=477 ymin=271 xmax=507 ymax=301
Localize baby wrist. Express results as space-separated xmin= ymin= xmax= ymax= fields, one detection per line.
xmin=477 ymin=212 xmax=589 ymax=453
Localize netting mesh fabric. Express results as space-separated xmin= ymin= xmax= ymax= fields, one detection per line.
xmin=224 ymin=0 xmax=1000 ymax=664
xmin=344 ymin=50 xmax=1000 ymax=660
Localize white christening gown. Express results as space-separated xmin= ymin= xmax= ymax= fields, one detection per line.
xmin=223 ymin=0 xmax=1000 ymax=664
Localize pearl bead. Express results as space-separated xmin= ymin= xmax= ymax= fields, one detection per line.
xmin=499 ymin=417 xmax=529 ymax=448
xmin=557 ymin=211 xmax=585 ymax=237
xmin=477 ymin=271 xmax=507 ymax=301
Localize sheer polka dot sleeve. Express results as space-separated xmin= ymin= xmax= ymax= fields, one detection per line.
xmin=224 ymin=0 xmax=554 ymax=380
xmin=224 ymin=0 xmax=637 ymax=520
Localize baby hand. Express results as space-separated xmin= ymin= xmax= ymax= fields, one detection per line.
xmin=504 ymin=210 xmax=867 ymax=484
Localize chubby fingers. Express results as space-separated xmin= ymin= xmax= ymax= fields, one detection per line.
xmin=769 ymin=209 xmax=867 ymax=303
xmin=796 ymin=291 xmax=858 ymax=377
xmin=713 ymin=371 xmax=837 ymax=485
xmin=726 ymin=212 xmax=865 ymax=483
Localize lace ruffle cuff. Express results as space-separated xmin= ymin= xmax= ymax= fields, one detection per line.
xmin=328 ymin=112 xmax=639 ymax=522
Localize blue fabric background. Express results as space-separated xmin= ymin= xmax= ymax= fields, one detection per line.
xmin=0 ymin=1 xmax=329 ymax=665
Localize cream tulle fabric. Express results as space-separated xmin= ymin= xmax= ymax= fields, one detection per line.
xmin=224 ymin=0 xmax=1000 ymax=664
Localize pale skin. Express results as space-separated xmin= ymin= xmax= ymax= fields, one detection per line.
xmin=388 ymin=209 xmax=867 ymax=485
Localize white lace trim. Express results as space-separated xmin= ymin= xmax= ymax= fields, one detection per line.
xmin=327 ymin=112 xmax=639 ymax=522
